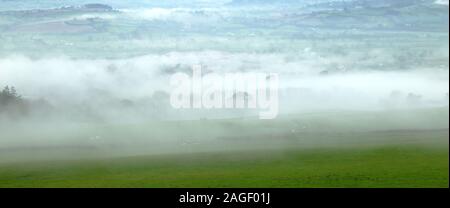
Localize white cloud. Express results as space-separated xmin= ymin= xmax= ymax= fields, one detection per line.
xmin=435 ymin=0 xmax=449 ymax=6
xmin=126 ymin=8 xmax=177 ymax=21
xmin=0 ymin=51 xmax=447 ymax=113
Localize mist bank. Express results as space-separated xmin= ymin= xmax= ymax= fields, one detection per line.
xmin=0 ymin=51 xmax=448 ymax=123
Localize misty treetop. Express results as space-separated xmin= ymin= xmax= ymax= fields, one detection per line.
xmin=0 ymin=86 xmax=28 ymax=118
xmin=0 ymin=86 xmax=22 ymax=105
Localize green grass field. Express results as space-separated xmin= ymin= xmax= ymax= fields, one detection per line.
xmin=0 ymin=147 xmax=447 ymax=188
xmin=0 ymin=109 xmax=448 ymax=188
xmin=0 ymin=134 xmax=448 ymax=188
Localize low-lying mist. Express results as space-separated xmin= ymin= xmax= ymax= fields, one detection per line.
xmin=0 ymin=50 xmax=448 ymax=163
xmin=0 ymin=50 xmax=448 ymax=122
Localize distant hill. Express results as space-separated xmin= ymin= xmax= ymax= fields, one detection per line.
xmin=228 ymin=0 xmax=443 ymax=7
xmin=292 ymin=0 xmax=449 ymax=32
xmin=228 ymin=0 xmax=367 ymax=6
xmin=0 ymin=3 xmax=115 ymax=18
xmin=227 ymin=0 xmax=448 ymax=32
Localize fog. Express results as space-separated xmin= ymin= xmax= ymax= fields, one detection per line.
xmin=0 ymin=52 xmax=448 ymax=120
xmin=0 ymin=0 xmax=448 ymax=162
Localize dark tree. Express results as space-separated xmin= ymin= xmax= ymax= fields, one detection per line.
xmin=0 ymin=86 xmax=27 ymax=118
xmin=1 ymin=86 xmax=22 ymax=104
